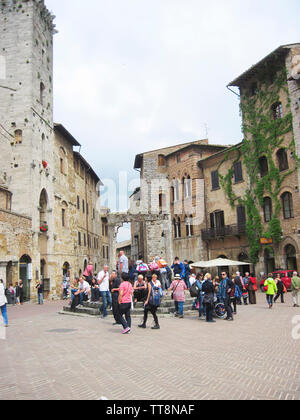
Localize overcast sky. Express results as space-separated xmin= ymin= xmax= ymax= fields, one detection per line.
xmin=46 ymin=0 xmax=300 ymax=240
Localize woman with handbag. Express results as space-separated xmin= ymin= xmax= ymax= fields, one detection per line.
xmin=202 ymin=273 xmax=216 ymax=323
xmin=139 ymin=274 xmax=162 ymax=330
xmin=168 ymin=274 xmax=187 ymax=319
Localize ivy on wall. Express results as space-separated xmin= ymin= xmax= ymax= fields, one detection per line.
xmin=219 ymin=64 xmax=298 ymax=264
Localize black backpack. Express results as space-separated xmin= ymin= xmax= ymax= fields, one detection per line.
xmin=190 ymin=281 xmax=201 ymax=298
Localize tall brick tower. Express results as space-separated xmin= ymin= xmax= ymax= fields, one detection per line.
xmin=0 ymin=0 xmax=56 ymax=293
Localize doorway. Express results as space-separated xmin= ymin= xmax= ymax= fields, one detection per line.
xmin=19 ymin=255 xmax=32 ymax=301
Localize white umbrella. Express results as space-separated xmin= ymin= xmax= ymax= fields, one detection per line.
xmin=191 ymin=258 xmax=250 ymax=269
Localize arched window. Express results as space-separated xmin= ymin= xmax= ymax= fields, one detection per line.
xmin=271 ymin=102 xmax=283 ymax=120
xmin=276 ymin=149 xmax=289 ymax=172
xmin=14 ymin=129 xmax=22 ymax=144
xmin=281 ymin=192 xmax=294 ymax=219
xmin=184 ymin=176 xmax=192 ymax=198
xmin=258 ymin=156 xmax=269 ymax=177
xmin=263 ymin=197 xmax=272 ymax=222
xmin=285 ymin=245 xmax=297 ymax=271
xmin=174 ymin=180 xmax=180 ymax=202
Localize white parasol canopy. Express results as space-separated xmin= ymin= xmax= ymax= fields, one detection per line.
xmin=191 ymin=258 xmax=250 ymax=269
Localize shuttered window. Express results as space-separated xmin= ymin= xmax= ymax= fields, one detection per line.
xmin=211 ymin=170 xmax=220 ymax=190
xmin=234 ymin=162 xmax=243 ymax=183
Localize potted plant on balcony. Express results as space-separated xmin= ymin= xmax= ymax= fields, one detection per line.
xmin=40 ymin=222 xmax=48 ymax=233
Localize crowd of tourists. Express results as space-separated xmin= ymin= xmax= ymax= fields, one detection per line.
xmin=1 ymin=252 xmax=300 ymax=330
xmin=64 ymin=252 xmax=300 ymax=335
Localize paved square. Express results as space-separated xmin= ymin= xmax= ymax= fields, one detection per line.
xmin=0 ymin=293 xmax=299 ymax=400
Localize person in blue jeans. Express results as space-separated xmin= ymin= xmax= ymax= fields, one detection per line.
xmin=0 ymin=279 xmax=8 ymax=327
xmin=98 ymin=266 xmax=112 ymax=319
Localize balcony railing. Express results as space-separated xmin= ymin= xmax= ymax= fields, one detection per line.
xmin=201 ymin=224 xmax=246 ymax=240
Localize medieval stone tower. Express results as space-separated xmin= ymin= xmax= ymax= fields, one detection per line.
xmin=0 ymin=0 xmax=56 ymax=290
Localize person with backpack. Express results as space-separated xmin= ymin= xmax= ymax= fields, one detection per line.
xmin=136 ymin=258 xmax=149 ymax=278
xmin=168 ymin=274 xmax=187 ymax=319
xmin=263 ymin=274 xmax=277 ymax=309
xmin=139 ymin=274 xmax=162 ymax=330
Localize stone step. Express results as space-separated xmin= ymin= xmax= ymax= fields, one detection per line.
xmin=63 ymin=303 xmax=196 ymax=317
xmin=82 ymin=297 xmax=196 ymax=310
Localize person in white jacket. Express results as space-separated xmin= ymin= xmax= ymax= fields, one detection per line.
xmin=0 ymin=279 xmax=8 ymax=327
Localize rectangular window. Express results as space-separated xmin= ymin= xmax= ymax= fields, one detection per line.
xmin=234 ymin=162 xmax=243 ymax=183
xmin=77 ymin=196 xmax=80 ymax=210
xmin=211 ymin=170 xmax=220 ymax=190
xmin=78 ymin=232 xmax=81 ymax=246
xmin=84 ymin=234 xmax=87 ymax=247
xmin=82 ymin=200 xmax=85 ymax=214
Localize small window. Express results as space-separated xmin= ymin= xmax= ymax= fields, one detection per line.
xmin=271 ymin=102 xmax=283 ymax=120
xmin=281 ymin=192 xmax=294 ymax=219
xmin=77 ymin=196 xmax=80 ymax=210
xmin=263 ymin=197 xmax=272 ymax=223
xmin=158 ymin=155 xmax=166 ymax=167
xmin=211 ymin=170 xmax=220 ymax=190
xmin=234 ymin=162 xmax=243 ymax=183
xmin=40 ymin=82 xmax=45 ymax=105
xmin=276 ymin=149 xmax=289 ymax=172
xmin=84 ymin=234 xmax=87 ymax=247
xmin=14 ymin=129 xmax=23 ymax=144
xmin=250 ymin=83 xmax=258 ymax=96
xmin=176 ymin=153 xmax=181 ymax=163
xmin=185 ymin=216 xmax=194 ymax=237
xmin=78 ymin=232 xmax=81 ymax=246
xmin=82 ymin=200 xmax=85 ymax=214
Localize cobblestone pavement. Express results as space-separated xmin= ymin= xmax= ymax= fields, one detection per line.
xmin=0 ymin=293 xmax=299 ymax=400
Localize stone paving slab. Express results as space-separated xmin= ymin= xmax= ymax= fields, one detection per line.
xmin=0 ymin=293 xmax=299 ymax=400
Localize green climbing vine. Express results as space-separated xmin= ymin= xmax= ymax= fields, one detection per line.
xmin=219 ymin=63 xmax=298 ymax=264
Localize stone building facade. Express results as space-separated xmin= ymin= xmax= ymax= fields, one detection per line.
xmin=0 ymin=1 xmax=106 ymax=299
xmin=132 ymin=43 xmax=300 ymax=276
xmin=0 ymin=185 xmax=33 ymax=298
xmin=131 ymin=140 xmax=228 ymax=264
